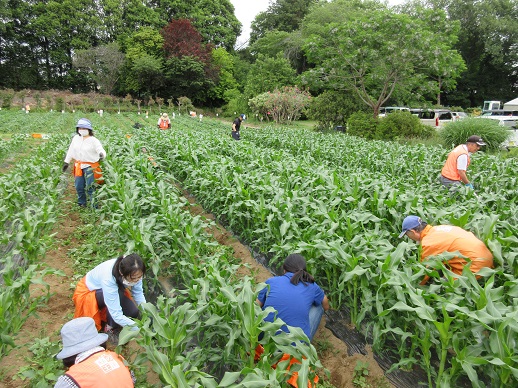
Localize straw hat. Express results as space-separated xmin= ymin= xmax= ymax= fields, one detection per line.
xmin=56 ymin=317 xmax=108 ymax=359
xmin=161 ymin=113 xmax=169 ymax=119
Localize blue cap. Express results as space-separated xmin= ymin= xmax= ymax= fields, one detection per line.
xmin=76 ymin=118 xmax=93 ymax=131
xmin=398 ymin=215 xmax=422 ymax=238
xmin=240 ymin=114 xmax=246 ymax=120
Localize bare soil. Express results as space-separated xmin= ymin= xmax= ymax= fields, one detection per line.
xmin=0 ymin=177 xmax=392 ymax=388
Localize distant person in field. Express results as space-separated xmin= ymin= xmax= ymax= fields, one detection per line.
xmin=398 ymin=215 xmax=493 ymax=285
xmin=157 ymin=113 xmax=171 ymax=129
xmin=72 ymin=254 xmax=146 ymax=342
xmin=440 ymin=135 xmax=486 ymax=189
xmin=55 ymin=317 xmax=135 ymax=388
xmin=232 ymin=114 xmax=246 ymax=141
xmin=257 ymin=254 xmax=329 ymax=341
xmin=62 ymin=118 xmax=106 ymax=208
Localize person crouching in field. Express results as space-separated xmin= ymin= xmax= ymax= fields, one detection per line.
xmin=439 ymin=135 xmax=486 ymax=190
xmin=399 ymin=215 xmax=493 ymax=285
xmin=157 ymin=113 xmax=171 ymax=129
xmin=257 ymin=254 xmax=329 ymax=341
xmin=62 ymin=118 xmax=106 ymax=208
xmin=55 ymin=317 xmax=135 ymax=388
xmin=72 ymin=254 xmax=146 ymax=342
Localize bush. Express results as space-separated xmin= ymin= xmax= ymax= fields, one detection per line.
xmin=306 ymin=91 xmax=364 ymax=131
xmin=376 ymin=111 xmax=434 ymax=140
xmin=439 ymin=117 xmax=510 ymax=151
xmin=347 ymin=112 xmax=379 ymax=139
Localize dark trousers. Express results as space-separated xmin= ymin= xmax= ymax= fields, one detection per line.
xmin=232 ymin=131 xmax=240 ymax=140
xmin=95 ymin=287 xmax=140 ymax=330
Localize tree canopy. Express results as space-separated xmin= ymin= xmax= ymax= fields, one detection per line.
xmin=0 ymin=0 xmax=515 ymax=111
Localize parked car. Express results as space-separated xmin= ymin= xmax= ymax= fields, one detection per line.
xmin=378 ymin=107 xmax=410 ymax=117
xmin=451 ymin=112 xmax=468 ymax=120
xmin=480 ymin=109 xmax=518 ymax=116
xmin=476 ymin=116 xmax=518 ymax=148
xmin=416 ymin=109 xmax=453 ymax=127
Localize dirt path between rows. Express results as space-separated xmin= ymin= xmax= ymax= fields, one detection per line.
xmin=0 ymin=176 xmax=391 ymax=388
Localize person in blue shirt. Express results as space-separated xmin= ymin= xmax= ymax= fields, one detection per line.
xmin=257 ymin=254 xmax=329 ymax=341
xmin=72 ymin=254 xmax=146 ymax=337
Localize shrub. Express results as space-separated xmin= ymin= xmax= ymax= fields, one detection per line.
xmin=307 ymin=91 xmax=364 ymax=131
xmin=347 ymin=112 xmax=379 ymax=139
xmin=0 ymin=89 xmax=15 ymax=109
xmin=376 ymin=111 xmax=434 ymax=140
xmin=54 ymin=97 xmax=65 ymax=112
xmin=439 ymin=117 xmax=510 ymax=151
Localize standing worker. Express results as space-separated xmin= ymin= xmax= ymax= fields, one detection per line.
xmin=62 ymin=118 xmax=106 ymax=208
xmin=157 ymin=113 xmax=171 ymax=129
xmin=54 ymin=317 xmax=135 ymax=387
xmin=232 ymin=114 xmax=245 ymax=141
xmin=439 ymin=135 xmax=486 ymax=189
xmin=399 ymin=215 xmax=493 ymax=285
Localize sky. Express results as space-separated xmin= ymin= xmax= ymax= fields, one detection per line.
xmin=230 ymin=0 xmax=405 ymax=48
xmin=230 ymin=0 xmax=271 ymax=48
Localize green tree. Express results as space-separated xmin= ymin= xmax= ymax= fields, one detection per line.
xmin=119 ymin=27 xmax=165 ymax=97
xmin=73 ymin=43 xmax=125 ymax=94
xmin=164 ymin=56 xmax=215 ymax=104
xmin=244 ymin=54 xmax=297 ymax=100
xmin=302 ymin=6 xmax=463 ymax=117
xmin=399 ymin=3 xmax=466 ymax=106
xmin=152 ymin=0 xmax=241 ymax=51
xmin=307 ymin=90 xmax=365 ymax=130
xmin=422 ymin=0 xmax=518 ymax=107
xmin=207 ymin=48 xmax=239 ymax=105
xmin=250 ymin=0 xmax=321 ymax=43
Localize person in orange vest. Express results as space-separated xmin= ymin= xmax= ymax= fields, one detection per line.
xmin=72 ymin=254 xmax=146 ymax=342
xmin=62 ymin=119 xmax=106 ymax=208
xmin=399 ymin=215 xmax=493 ymax=285
xmin=157 ymin=113 xmax=171 ymax=129
xmin=439 ymin=135 xmax=486 ymax=189
xmin=55 ymin=317 xmax=135 ymax=388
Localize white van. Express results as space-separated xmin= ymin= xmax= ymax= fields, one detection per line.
xmin=378 ymin=107 xmax=410 ymax=117
xmin=416 ymin=109 xmax=453 ymax=127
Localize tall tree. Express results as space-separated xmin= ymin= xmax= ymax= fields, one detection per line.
xmin=120 ymin=27 xmax=164 ymax=97
xmin=161 ymin=19 xmax=217 ymax=103
xmin=73 ymin=43 xmax=125 ymax=94
xmin=250 ymin=0 xmax=321 ymax=44
xmin=244 ymin=54 xmax=297 ymax=100
xmin=399 ymin=4 xmax=466 ymax=105
xmin=302 ymin=6 xmax=463 ymax=116
xmin=206 ymin=47 xmax=239 ymax=105
xmin=151 ymin=0 xmax=241 ymax=50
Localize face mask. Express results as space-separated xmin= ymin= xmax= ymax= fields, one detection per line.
xmin=78 ymin=129 xmax=89 ymax=137
xmin=122 ymin=279 xmax=137 ymax=287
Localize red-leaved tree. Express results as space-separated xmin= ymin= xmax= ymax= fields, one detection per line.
xmin=161 ymin=19 xmax=213 ymax=63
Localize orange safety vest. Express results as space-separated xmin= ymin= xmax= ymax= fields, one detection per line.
xmin=254 ymin=345 xmax=318 ymax=388
xmin=441 ymin=144 xmax=470 ymax=181
xmin=158 ymin=119 xmax=169 ymax=129
xmin=73 ymin=277 xmax=133 ymax=330
xmin=74 ymin=161 xmax=104 ymax=185
xmin=65 ymin=350 xmax=133 ymax=387
xmin=420 ymin=225 xmax=493 ymax=284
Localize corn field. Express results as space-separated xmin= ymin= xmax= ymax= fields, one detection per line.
xmin=1 ymin=111 xmax=517 ymax=387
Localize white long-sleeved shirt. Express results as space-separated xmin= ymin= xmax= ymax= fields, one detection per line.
xmin=64 ymin=135 xmax=106 ymax=169
xmin=85 ymin=259 xmax=146 ymax=327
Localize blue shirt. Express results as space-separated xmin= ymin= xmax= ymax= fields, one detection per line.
xmin=85 ymin=258 xmax=146 ymax=327
xmin=257 ymin=272 xmax=325 ymax=338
